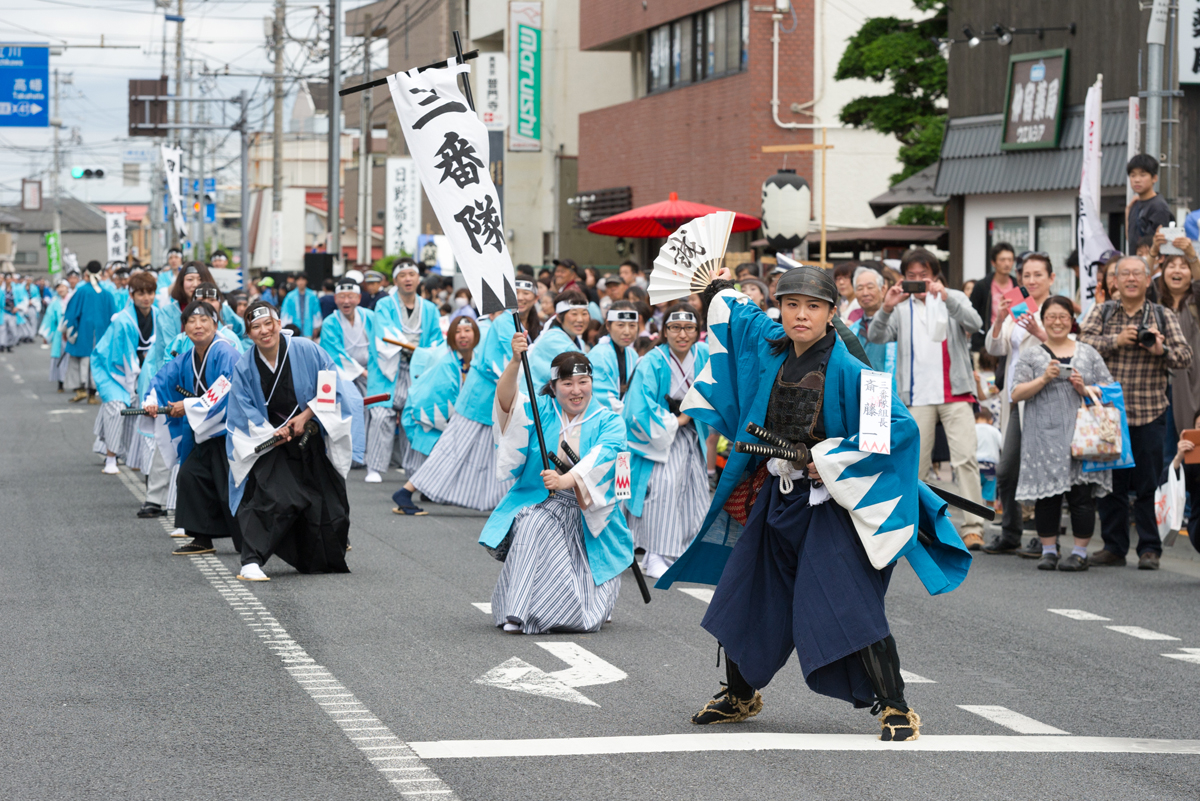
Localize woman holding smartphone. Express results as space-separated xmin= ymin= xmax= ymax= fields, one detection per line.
xmin=1009 ymin=296 xmax=1113 ymax=571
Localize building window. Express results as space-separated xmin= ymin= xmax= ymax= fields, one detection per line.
xmin=1036 ymin=215 xmax=1074 ymax=298
xmin=14 ymin=251 xmax=37 ymax=265
xmin=647 ymin=0 xmax=747 ymax=94
xmin=986 ymin=217 xmax=1030 ymax=257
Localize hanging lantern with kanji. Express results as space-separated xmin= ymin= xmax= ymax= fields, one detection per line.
xmin=760 ymin=169 xmax=811 ymax=253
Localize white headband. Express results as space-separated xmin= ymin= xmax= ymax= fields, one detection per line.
xmin=555 ymin=301 xmax=589 ymax=315
xmin=335 ymin=283 xmax=361 ymax=294
xmin=666 ymin=311 xmax=697 ymax=324
xmin=550 ymin=362 xmax=593 ymax=380
xmin=607 ymin=309 xmax=637 ymax=322
xmin=248 ymin=305 xmax=280 ymax=323
xmin=393 ymin=263 xmax=419 ymax=276
xmin=514 ymin=279 xmax=536 ymax=292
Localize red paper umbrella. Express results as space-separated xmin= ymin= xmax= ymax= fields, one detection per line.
xmin=586 ymin=192 xmax=761 ymax=238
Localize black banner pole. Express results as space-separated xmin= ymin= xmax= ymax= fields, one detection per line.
xmin=338 ymin=48 xmax=479 ymax=97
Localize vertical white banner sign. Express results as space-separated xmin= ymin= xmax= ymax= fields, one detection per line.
xmin=385 ymin=156 xmax=422 ymax=258
xmin=104 ymin=212 xmax=127 ymax=262
xmin=480 ymin=52 xmax=508 ymax=130
xmin=160 ymin=144 xmax=187 ymax=237
xmin=1077 ymin=76 xmax=1115 ymax=316
xmin=270 ymin=210 xmax=283 ymax=270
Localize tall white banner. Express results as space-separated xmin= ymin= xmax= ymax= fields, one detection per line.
xmin=385 ymin=156 xmax=422 ymax=258
xmin=1180 ymin=0 xmax=1200 ymax=84
xmin=386 ymin=60 xmax=516 ymax=312
xmin=479 ymin=52 xmax=508 ymax=131
xmin=1078 ymin=76 xmax=1116 ymax=316
xmin=1127 ymin=96 xmax=1141 ymax=204
xmin=160 ymin=145 xmax=187 ymax=237
xmin=104 ymin=212 xmax=126 ymax=262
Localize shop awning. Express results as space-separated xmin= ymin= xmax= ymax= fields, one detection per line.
xmin=868 ymin=164 xmax=948 ymax=217
xmin=934 ymin=100 xmax=1129 ymax=197
xmin=820 ymin=225 xmax=949 ymax=252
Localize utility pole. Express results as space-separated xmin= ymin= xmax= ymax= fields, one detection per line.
xmin=51 ymin=68 xmax=62 ymax=258
xmin=175 ymin=0 xmax=184 ymax=135
xmin=272 ymin=0 xmax=285 ymax=215
xmin=327 ymin=0 xmax=341 ymax=267
xmin=356 ymin=13 xmax=372 ymax=267
xmin=1146 ymin=0 xmax=1168 ymax=166
xmin=239 ymin=90 xmax=251 ymax=275
xmin=196 ymin=94 xmax=206 ymax=261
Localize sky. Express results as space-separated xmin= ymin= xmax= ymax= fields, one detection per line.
xmin=0 ymin=0 xmax=338 ymax=207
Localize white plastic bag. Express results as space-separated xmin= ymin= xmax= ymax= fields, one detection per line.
xmin=1155 ymin=464 xmax=1186 ymax=545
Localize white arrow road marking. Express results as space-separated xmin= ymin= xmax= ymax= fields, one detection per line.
xmin=475 ymin=643 xmax=627 ymax=707
xmin=1163 ymin=647 xmax=1200 ymax=664
xmin=900 ymin=670 xmax=935 ymax=684
xmin=958 ymin=706 xmax=1068 ymax=735
xmin=1048 ymin=609 xmax=1111 ymax=621
xmin=409 ymin=733 xmax=1200 ymax=759
xmin=48 ymin=409 xmax=86 ymax=414
xmin=1105 ymin=625 xmax=1180 ymax=641
xmin=472 ymin=602 xmax=492 ymax=614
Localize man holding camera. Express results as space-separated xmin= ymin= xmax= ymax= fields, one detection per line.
xmin=1079 ymin=255 xmax=1192 ymax=569
xmin=868 ymin=249 xmax=987 ymax=548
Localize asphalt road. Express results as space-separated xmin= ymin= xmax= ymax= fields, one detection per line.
xmin=2 ymin=341 xmax=1199 ymax=801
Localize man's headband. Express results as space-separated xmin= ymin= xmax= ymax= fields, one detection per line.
xmin=550 ymin=362 xmax=593 ymax=380
xmin=607 ymin=309 xmax=637 ymax=323
xmin=393 ymin=263 xmax=419 ymax=276
xmin=666 ymin=311 xmax=697 ymax=324
xmin=335 ymin=281 xmax=361 ymax=294
xmin=514 ymin=279 xmax=536 ymax=292
xmin=248 ymin=305 xmax=279 ymax=324
xmin=555 ymin=300 xmax=589 ymax=315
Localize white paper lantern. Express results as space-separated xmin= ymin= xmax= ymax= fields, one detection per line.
xmin=760 ymin=169 xmax=811 ymax=252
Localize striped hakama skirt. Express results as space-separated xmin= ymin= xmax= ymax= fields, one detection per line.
xmin=366 ymin=407 xmax=409 ymax=473
xmin=92 ymin=400 xmax=127 ymax=458
xmin=401 ymin=444 xmax=427 ymax=476
xmin=65 ymin=356 xmax=90 ymax=389
xmin=0 ymin=317 xmax=18 ymax=347
xmin=491 ymin=490 xmax=621 ymax=634
xmin=629 ymin=424 xmax=709 ymax=558
xmin=129 ymin=428 xmax=154 ymax=472
xmin=49 ymin=352 xmax=69 ymax=383
xmin=412 ymin=412 xmax=511 ymax=511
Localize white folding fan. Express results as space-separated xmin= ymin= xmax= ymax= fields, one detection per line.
xmin=647 ymin=210 xmax=736 ymax=306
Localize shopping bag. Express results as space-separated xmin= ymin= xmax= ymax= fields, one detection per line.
xmin=1155 ymin=463 xmax=1186 ymax=547
xmin=1082 ymin=383 xmax=1134 ymax=472
xmin=1070 ymin=385 xmax=1122 ymax=460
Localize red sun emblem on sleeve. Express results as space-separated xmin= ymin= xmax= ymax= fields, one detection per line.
xmin=321 ymin=383 xmax=332 ymax=394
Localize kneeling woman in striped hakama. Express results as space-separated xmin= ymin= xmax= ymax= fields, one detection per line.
xmin=391 ymin=316 xmax=479 ymax=514
xmin=398 ymin=279 xmax=541 ymax=513
xmin=480 ymin=335 xmax=634 ymax=634
xmin=623 ymin=303 xmax=711 ymax=579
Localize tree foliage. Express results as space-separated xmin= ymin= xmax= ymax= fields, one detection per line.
xmin=834 ymin=1 xmax=948 ymax=184
xmin=895 ymin=204 xmax=945 ymax=226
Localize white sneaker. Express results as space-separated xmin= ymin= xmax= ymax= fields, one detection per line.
xmin=364 ymin=470 xmax=382 ymax=483
xmin=502 ymin=621 xmax=522 ymax=633
xmin=102 ymin=457 xmax=118 ymax=475
xmin=642 ymin=553 xmax=670 ymax=579
xmin=169 ymin=527 xmax=187 ymax=538
xmin=237 ymin=562 xmax=270 ymax=581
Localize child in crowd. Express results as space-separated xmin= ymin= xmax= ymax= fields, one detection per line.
xmin=976 ymin=406 xmax=1003 ymax=511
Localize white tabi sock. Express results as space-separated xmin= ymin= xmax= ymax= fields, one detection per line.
xmin=365 ymin=470 xmax=382 ymax=483
xmin=102 ymin=456 xmax=118 ymax=475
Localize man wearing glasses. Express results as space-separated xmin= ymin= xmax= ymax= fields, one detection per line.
xmin=1079 ymin=255 xmax=1192 ymax=570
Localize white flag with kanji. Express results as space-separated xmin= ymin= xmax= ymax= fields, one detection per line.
xmin=161 ymin=144 xmax=188 ymax=238
xmin=1077 ymin=75 xmax=1115 ymax=316
xmin=104 ymin=212 xmax=127 ymax=262
xmin=386 ymin=59 xmax=516 ymax=312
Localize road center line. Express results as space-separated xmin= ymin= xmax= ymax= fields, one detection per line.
xmin=408 ymin=732 xmax=1200 ymax=759
xmin=1105 ymin=626 xmax=1180 ymax=641
xmin=115 ymin=466 xmax=459 ymax=798
xmin=957 ymin=705 xmax=1068 ymax=734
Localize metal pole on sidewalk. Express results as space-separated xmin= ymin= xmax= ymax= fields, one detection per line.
xmin=327 ymin=0 xmax=341 ymax=266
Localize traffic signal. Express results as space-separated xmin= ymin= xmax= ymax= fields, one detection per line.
xmin=71 ymin=167 xmax=105 ymax=179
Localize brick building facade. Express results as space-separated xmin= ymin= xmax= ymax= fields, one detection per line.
xmin=577 ymin=0 xmax=816 ymax=230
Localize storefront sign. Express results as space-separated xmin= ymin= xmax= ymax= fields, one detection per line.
xmin=1179 ymin=0 xmax=1200 ymax=83
xmin=480 ymin=52 xmax=508 ymax=130
xmin=509 ymin=2 xmax=541 ymax=152
xmin=1001 ymin=49 xmax=1069 ymax=151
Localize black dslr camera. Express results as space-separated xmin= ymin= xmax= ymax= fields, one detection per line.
xmin=1137 ymin=307 xmax=1159 ymax=349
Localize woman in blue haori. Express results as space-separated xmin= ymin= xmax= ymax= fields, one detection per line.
xmin=156 ymin=247 xmax=183 ymax=306
xmin=39 ymin=280 xmax=71 ymax=391
xmin=657 ymin=265 xmax=971 ymax=742
xmin=143 ymin=300 xmax=242 ymax=557
xmin=623 ymin=303 xmax=710 ymax=579
xmin=391 ymin=316 xmax=480 ymax=514
xmin=481 ymin=336 xmax=634 ymax=634
xmin=89 ymin=272 xmax=159 ymax=474
xmin=63 ymin=261 xmax=119 ymax=403
xmin=588 ymin=301 xmax=640 ymax=413
xmin=225 ymin=301 xmax=364 ymax=582
xmin=397 ymin=279 xmax=542 ymax=514
xmin=524 ymin=289 xmax=590 ymax=387
xmin=159 ymin=283 xmax=248 ymax=360
xmin=279 ymin=273 xmax=322 ymax=338
xmin=365 ymin=261 xmax=445 ymax=483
